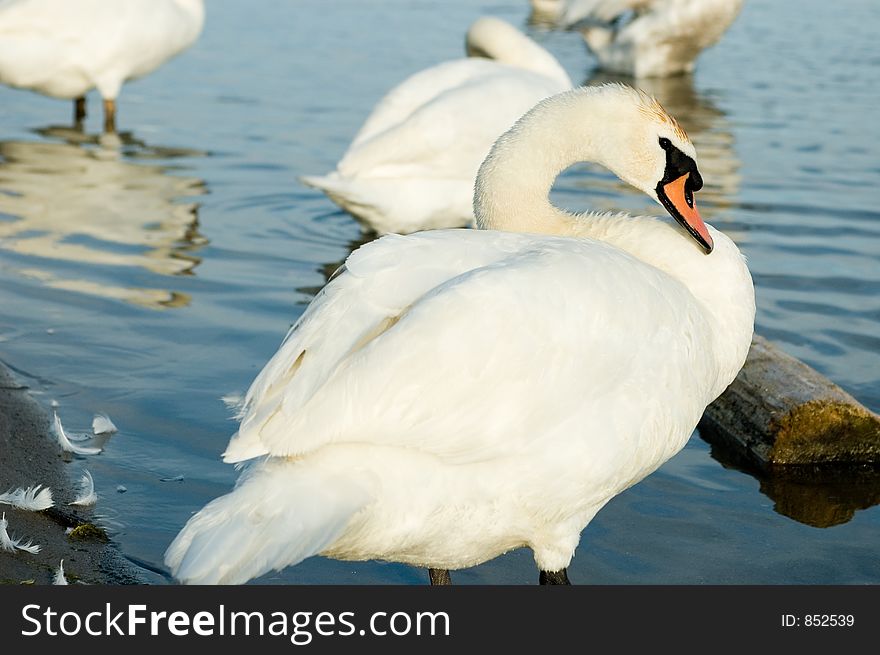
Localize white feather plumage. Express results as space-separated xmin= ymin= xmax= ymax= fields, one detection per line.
xmin=69 ymin=470 xmax=98 ymax=507
xmin=0 ymin=484 xmax=54 ymax=511
xmin=0 ymin=512 xmax=42 ymax=554
xmin=53 ymin=412 xmax=102 ymax=455
xmin=92 ymin=413 xmax=118 ymax=435
xmin=54 ymin=560 xmax=69 ymax=585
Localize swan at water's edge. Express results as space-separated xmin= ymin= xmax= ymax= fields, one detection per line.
xmin=0 ymin=0 xmax=204 ymax=131
xmin=301 ymin=16 xmax=571 ymax=235
xmin=166 ymin=84 xmax=754 ymax=585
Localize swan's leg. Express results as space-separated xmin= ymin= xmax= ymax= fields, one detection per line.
xmin=428 ymin=568 xmax=452 ymax=585
xmin=74 ymin=96 xmax=87 ymax=126
xmin=102 ymin=98 xmax=116 ymax=133
xmin=539 ymin=568 xmax=570 ymax=585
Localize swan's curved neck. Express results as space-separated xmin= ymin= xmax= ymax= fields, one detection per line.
xmin=466 ymin=21 xmax=571 ymax=87
xmin=475 ymin=89 xmax=624 ymax=235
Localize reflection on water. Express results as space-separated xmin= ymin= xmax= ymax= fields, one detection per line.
xmin=0 ymin=128 xmax=208 ymax=309
xmin=571 ymin=72 xmax=740 ymax=224
xmin=704 ymin=432 xmax=880 ymax=528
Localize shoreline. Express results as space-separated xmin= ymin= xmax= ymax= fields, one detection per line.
xmin=0 ymin=361 xmax=150 ymax=585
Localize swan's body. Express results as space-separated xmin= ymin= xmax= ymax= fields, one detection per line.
xmin=301 ymin=17 xmax=571 ymax=235
xmin=559 ymin=0 xmax=744 ymax=77
xmin=166 ymin=84 xmax=754 ymax=585
xmin=0 ymin=0 xmax=204 ymax=130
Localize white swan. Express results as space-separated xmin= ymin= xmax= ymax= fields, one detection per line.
xmin=166 ymin=83 xmax=755 ymax=585
xmin=0 ymin=0 xmax=205 ymax=131
xmin=559 ymin=0 xmax=744 ymax=77
xmin=301 ymin=16 xmax=572 ymax=235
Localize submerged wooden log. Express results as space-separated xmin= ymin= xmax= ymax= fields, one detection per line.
xmin=700 ymin=335 xmax=880 ymax=468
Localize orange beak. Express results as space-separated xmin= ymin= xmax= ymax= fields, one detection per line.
xmin=661 ymin=173 xmax=713 ymax=253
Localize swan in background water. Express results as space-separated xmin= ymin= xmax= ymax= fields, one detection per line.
xmin=301 ymin=16 xmax=571 ymax=235
xmin=166 ymin=84 xmax=754 ymax=585
xmin=553 ymin=0 xmax=744 ymax=77
xmin=0 ymin=0 xmax=204 ymax=131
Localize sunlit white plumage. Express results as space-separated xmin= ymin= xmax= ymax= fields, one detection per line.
xmin=0 ymin=484 xmax=54 ymax=511
xmin=0 ymin=0 xmax=205 ymax=129
xmin=301 ymin=16 xmax=571 ymax=234
xmin=167 ymin=84 xmax=754 ymax=585
xmin=560 ymin=0 xmax=744 ymax=77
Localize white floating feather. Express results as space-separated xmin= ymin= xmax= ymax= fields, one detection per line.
xmin=0 ymin=513 xmax=14 ymax=552
xmin=92 ymin=413 xmax=118 ymax=435
xmin=0 ymin=485 xmax=54 ymax=511
xmin=69 ymin=470 xmax=98 ymax=507
xmin=221 ymin=392 xmax=245 ymax=416
xmin=53 ymin=412 xmax=102 ymax=455
xmin=0 ymin=512 xmax=42 ymax=554
xmin=54 ymin=560 xmax=69 ymax=585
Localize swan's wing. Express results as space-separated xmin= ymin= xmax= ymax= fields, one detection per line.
xmin=349 ymin=59 xmax=497 ymax=149
xmin=337 ymin=65 xmax=567 ymax=181
xmin=562 ymin=0 xmax=653 ymax=26
xmin=226 ymin=230 xmax=715 ymax=466
xmin=225 ymin=229 xmax=535 ymax=461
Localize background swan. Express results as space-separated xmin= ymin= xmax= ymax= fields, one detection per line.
xmin=0 ymin=0 xmax=205 ymax=131
xmin=166 ymin=84 xmax=754 ymax=585
xmin=558 ymin=0 xmax=744 ymax=77
xmin=301 ymin=16 xmax=572 ymax=235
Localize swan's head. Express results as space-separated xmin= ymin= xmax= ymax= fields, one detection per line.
xmin=592 ymin=84 xmax=713 ymax=253
xmin=474 ymin=84 xmax=712 ymax=252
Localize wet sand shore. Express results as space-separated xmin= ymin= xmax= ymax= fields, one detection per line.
xmin=0 ymin=362 xmax=148 ymax=585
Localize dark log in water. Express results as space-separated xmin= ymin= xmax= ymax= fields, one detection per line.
xmin=701 ymin=335 xmax=880 ymax=468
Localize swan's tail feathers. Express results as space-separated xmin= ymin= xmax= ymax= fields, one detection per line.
xmin=300 ymin=172 xmax=348 ymax=197
xmin=164 ymin=460 xmax=372 ymax=585
xmin=299 ymin=173 xmax=369 ymax=214
xmin=299 ymin=173 xmax=392 ymax=232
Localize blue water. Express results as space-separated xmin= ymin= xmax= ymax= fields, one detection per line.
xmin=0 ymin=0 xmax=877 ymax=584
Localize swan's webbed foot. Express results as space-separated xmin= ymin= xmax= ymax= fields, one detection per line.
xmin=428 ymin=568 xmax=452 ymax=585
xmin=539 ymin=568 xmax=571 ymax=585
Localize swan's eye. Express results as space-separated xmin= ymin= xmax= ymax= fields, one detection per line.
xmin=658 ymin=137 xmax=672 ymax=150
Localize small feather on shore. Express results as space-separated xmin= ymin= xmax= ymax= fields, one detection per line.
xmin=69 ymin=470 xmax=98 ymax=507
xmin=53 ymin=412 xmax=102 ymax=455
xmin=54 ymin=560 xmax=69 ymax=585
xmin=0 ymin=485 xmax=54 ymax=511
xmin=0 ymin=512 xmax=42 ymax=554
